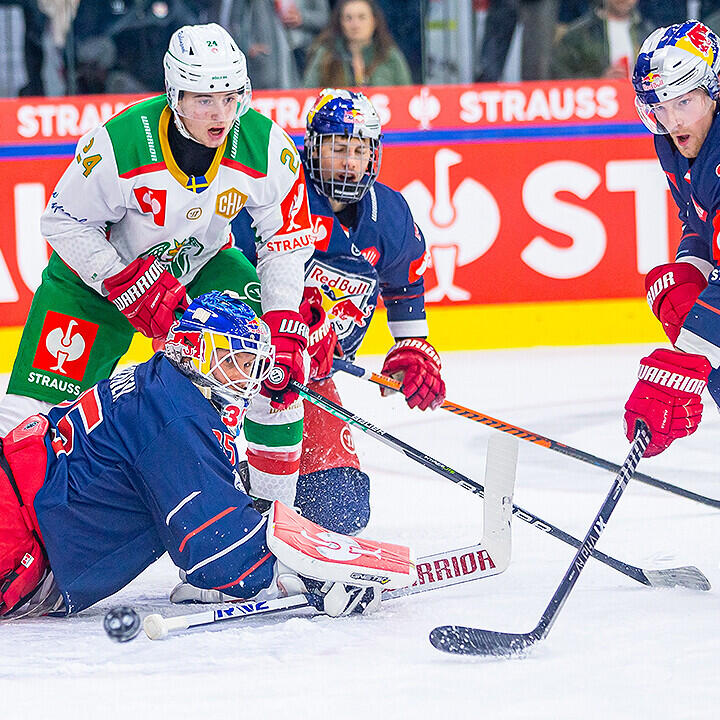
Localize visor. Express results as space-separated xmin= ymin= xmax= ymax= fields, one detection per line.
xmin=175 ymin=90 xmax=245 ymax=122
xmin=635 ymin=89 xmax=715 ymax=134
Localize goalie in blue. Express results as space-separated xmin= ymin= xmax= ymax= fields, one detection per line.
xmin=0 ymin=292 xmax=412 ymax=619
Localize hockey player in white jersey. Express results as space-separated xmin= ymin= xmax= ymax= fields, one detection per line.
xmin=0 ymin=24 xmax=314 ymax=502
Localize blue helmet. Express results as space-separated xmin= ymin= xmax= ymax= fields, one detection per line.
xmin=305 ymin=88 xmax=382 ymax=202
xmin=633 ymin=22 xmax=720 ymax=133
xmin=164 ymin=290 xmax=274 ymax=407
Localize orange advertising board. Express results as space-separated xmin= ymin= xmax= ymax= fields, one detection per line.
xmin=0 ymin=81 xmax=676 ymax=351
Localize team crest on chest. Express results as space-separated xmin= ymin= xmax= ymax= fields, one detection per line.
xmin=146 ymin=236 xmax=204 ymax=276
xmin=304 ymin=259 xmax=376 ymax=339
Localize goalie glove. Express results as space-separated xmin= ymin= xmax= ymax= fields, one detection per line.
xmin=105 ymin=256 xmax=189 ymax=339
xmin=624 ymin=348 xmax=710 ymax=457
xmin=299 ymin=287 xmax=342 ymax=380
xmin=645 ymin=262 xmax=707 ymax=344
xmin=261 ymin=310 xmax=309 ymax=409
xmin=381 ymin=338 xmax=446 ymax=410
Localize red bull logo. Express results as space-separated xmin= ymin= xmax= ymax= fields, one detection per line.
xmin=678 ymin=22 xmax=716 ymax=63
xmin=642 ymin=71 xmax=663 ymax=90
xmin=304 ymin=259 xmax=377 ymax=338
xmin=343 ymin=108 xmax=365 ymax=124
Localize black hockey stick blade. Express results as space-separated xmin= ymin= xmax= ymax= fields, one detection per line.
xmin=429 ymin=625 xmax=541 ymax=657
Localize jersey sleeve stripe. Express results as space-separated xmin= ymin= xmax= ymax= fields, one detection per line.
xmin=212 ymin=551 xmax=273 ymax=590
xmin=178 ymin=505 xmax=237 ymax=553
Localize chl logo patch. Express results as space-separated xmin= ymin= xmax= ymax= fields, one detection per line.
xmin=216 ymin=187 xmax=248 ymax=219
xmin=32 ymin=312 xmax=98 ymax=381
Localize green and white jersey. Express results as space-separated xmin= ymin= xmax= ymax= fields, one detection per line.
xmin=40 ymin=95 xmax=314 ymax=311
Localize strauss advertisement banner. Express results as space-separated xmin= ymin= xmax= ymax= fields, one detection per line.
xmin=0 ymin=81 xmax=674 ymax=354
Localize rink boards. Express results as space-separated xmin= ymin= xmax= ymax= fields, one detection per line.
xmin=0 ymin=81 xmax=671 ymax=371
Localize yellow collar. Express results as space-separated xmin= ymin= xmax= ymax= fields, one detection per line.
xmin=158 ymin=106 xmax=226 ymax=191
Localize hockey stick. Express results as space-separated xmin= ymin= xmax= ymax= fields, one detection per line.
xmin=429 ymin=423 xmax=651 ymax=657
xmin=142 ymin=434 xmax=518 ymax=640
xmin=291 ymin=378 xmax=710 ymax=591
xmin=333 ymin=357 xmax=720 ymax=510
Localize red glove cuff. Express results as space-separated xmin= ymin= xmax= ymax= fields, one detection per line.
xmin=261 ymin=309 xmax=309 ymax=408
xmin=645 ymin=263 xmax=707 ymax=344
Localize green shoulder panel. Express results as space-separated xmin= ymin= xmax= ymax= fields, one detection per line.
xmin=225 ymin=108 xmax=272 ymax=176
xmin=104 ymin=95 xmax=168 ymax=176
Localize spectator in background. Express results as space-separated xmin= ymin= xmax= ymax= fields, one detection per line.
xmin=0 ymin=0 xmax=47 ymax=96
xmin=303 ymin=0 xmax=411 ymax=87
xmin=277 ymin=0 xmax=330 ymax=77
xmin=376 ymin=0 xmax=423 ymax=83
xmin=550 ymin=0 xmax=654 ymax=79
xmin=704 ymin=3 xmax=720 ymax=35
xmin=66 ymin=0 xmax=200 ymax=94
xmin=476 ymin=0 xmax=560 ymax=82
xmin=74 ymin=35 xmax=149 ymax=94
xmin=218 ymin=0 xmax=300 ymax=88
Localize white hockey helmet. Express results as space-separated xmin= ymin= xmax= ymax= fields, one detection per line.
xmin=164 ymin=23 xmax=252 ymax=125
xmin=633 ymin=21 xmax=720 ymax=133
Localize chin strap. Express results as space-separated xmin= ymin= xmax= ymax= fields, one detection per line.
xmin=172 ymin=111 xmax=197 ymax=142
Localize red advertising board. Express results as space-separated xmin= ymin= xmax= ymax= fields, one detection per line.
xmin=0 ymin=81 xmax=679 ymax=330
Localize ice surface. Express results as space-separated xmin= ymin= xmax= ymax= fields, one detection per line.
xmin=2 ymin=344 xmax=719 ymax=719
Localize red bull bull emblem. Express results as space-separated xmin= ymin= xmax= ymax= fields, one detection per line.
xmin=343 ymin=108 xmax=365 ymax=124
xmin=643 ymin=70 xmax=663 ymax=90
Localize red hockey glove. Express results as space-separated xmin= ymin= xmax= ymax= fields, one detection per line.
xmin=261 ymin=309 xmax=309 ymax=408
xmin=645 ymin=262 xmax=707 ymax=344
xmin=105 ymin=256 xmax=189 ymax=339
xmin=624 ymin=348 xmax=710 ymax=457
xmin=299 ymin=287 xmax=342 ymax=381
xmin=380 ymin=338 xmax=446 ymax=411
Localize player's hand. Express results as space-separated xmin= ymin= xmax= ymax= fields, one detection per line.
xmin=645 ymin=262 xmax=707 ymax=344
xmin=380 ymin=338 xmax=446 ymax=410
xmin=624 ymin=348 xmax=710 ymax=457
xmin=261 ymin=309 xmax=309 ymax=408
xmin=105 ymin=256 xmax=188 ymax=339
xmin=299 ymin=287 xmax=342 ymax=380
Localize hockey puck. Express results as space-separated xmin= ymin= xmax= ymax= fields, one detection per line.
xmin=103 ymin=606 xmax=142 ymax=642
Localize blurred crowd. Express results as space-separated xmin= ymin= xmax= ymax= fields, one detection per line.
xmin=1 ymin=0 xmax=719 ymax=98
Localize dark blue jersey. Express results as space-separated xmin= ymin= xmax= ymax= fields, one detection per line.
xmin=655 ymin=112 xmax=720 ymax=265
xmin=656 ymin=111 xmax=720 ymax=394
xmin=233 ymin=156 xmax=429 ymax=359
xmin=34 ymin=354 xmax=274 ymax=614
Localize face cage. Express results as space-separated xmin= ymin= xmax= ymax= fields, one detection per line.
xmin=193 ymin=331 xmax=275 ymax=404
xmin=306 ymin=132 xmax=382 ymax=203
xmin=635 ymin=89 xmax=716 ymax=134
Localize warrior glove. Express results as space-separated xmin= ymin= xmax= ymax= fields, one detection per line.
xmin=381 ymin=338 xmax=446 ymax=410
xmin=105 ymin=256 xmax=188 ymax=340
xmin=261 ymin=309 xmax=309 ymax=409
xmin=624 ymin=348 xmax=710 ymax=457
xmin=299 ymin=287 xmax=342 ymax=381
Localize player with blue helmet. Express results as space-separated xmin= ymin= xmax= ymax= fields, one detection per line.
xmin=232 ymin=89 xmax=445 ymax=541
xmin=624 ymin=22 xmax=720 ymax=457
xmin=165 ymin=291 xmax=275 ymax=410
xmin=0 ymin=291 xmax=413 ymax=620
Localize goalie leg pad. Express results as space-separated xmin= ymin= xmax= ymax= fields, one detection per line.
xmin=267 ymin=501 xmax=416 ymax=590
xmin=295 ymin=467 xmax=370 ymax=535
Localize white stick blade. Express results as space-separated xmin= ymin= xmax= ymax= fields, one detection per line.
xmin=482 ymin=434 xmax=518 ymax=570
